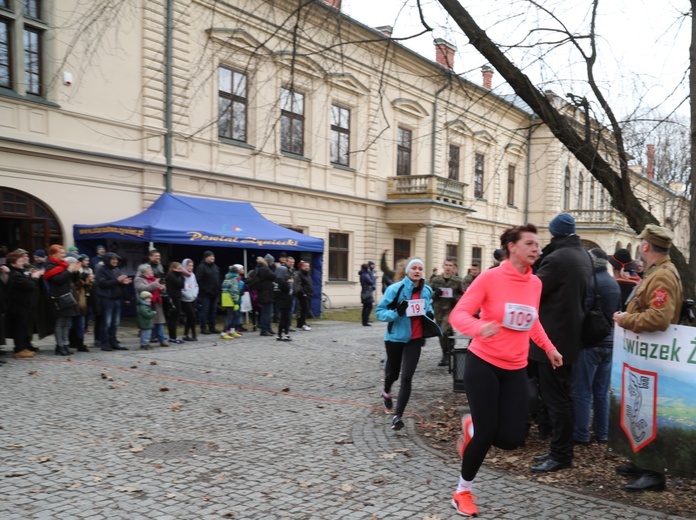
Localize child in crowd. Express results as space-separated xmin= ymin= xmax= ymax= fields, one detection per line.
xmin=137 ymin=291 xmax=156 ymax=350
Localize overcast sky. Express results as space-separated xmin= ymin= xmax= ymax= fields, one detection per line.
xmin=341 ymin=0 xmax=690 ymax=119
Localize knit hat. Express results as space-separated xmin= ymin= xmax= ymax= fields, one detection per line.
xmin=65 ymin=256 xmax=79 ymax=265
xmin=275 ymin=265 xmax=288 ymax=279
xmin=588 ymin=248 xmax=609 ymax=269
xmin=493 ymin=249 xmax=505 ymax=261
xmin=549 ymin=213 xmax=576 ymax=237
xmin=68 ymin=246 xmax=79 ymax=253
xmin=203 ymin=250 xmax=214 ymax=259
xmin=96 ymin=245 xmax=106 ymax=251
xmin=405 ymin=258 xmax=425 ymax=273
xmin=228 ymin=265 xmax=238 ymax=273
xmin=78 ymin=254 xmax=89 ymax=261
xmin=140 ymin=291 xmax=153 ymax=300
xmin=34 ymin=249 xmax=46 ymax=258
xmin=232 ymin=264 xmax=243 ymax=271
xmin=264 ymin=253 xmax=275 ymax=265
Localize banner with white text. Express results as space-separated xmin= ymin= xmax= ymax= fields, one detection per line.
xmin=609 ymin=324 xmax=696 ymax=477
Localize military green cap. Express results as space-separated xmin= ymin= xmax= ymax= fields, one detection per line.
xmin=638 ymin=224 xmax=673 ymax=249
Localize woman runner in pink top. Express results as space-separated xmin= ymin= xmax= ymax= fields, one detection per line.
xmin=448 ymin=224 xmax=563 ymax=517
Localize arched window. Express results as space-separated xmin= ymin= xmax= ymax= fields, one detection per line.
xmin=0 ymin=188 xmax=63 ymax=251
xmin=563 ymin=167 xmax=571 ymax=210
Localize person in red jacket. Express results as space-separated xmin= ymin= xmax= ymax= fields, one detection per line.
xmin=447 ymin=224 xmax=562 ymax=518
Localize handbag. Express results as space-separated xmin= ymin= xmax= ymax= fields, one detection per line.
xmin=51 ymin=292 xmax=77 ymax=312
xmin=161 ymin=294 xmax=177 ymax=319
xmin=581 ymin=253 xmax=613 ymax=345
xmin=240 ymin=292 xmax=252 ymax=312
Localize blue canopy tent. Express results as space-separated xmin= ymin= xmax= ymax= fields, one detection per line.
xmin=74 ymin=193 xmax=325 ymax=316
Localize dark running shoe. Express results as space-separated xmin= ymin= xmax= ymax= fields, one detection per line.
xmin=391 ymin=415 xmax=404 ymax=431
xmin=381 ymin=391 xmax=393 ymax=410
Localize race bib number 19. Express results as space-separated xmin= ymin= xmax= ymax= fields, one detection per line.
xmin=406 ymin=299 xmax=426 ymax=317
xmin=503 ymin=303 xmax=536 ymax=331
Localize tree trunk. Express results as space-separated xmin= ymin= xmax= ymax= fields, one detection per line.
xmin=436 ymin=0 xmax=694 ymax=298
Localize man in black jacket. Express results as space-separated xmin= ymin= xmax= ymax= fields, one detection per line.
xmin=96 ymin=252 xmax=132 ymax=351
xmin=195 ymin=250 xmax=221 ymax=334
xmin=530 ymin=213 xmax=592 ymax=473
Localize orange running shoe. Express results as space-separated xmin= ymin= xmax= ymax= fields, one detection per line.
xmin=456 ymin=414 xmax=474 ymax=458
xmin=451 ymin=490 xmax=478 ymax=517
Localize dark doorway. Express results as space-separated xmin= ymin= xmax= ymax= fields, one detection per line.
xmin=0 ymin=188 xmax=63 ymax=251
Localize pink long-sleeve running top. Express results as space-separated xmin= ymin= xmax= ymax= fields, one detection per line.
xmin=449 ymin=260 xmax=556 ymax=370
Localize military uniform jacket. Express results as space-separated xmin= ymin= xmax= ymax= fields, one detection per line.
xmin=623 ymin=256 xmax=682 ymax=333
xmin=430 ymin=275 xmax=464 ymax=315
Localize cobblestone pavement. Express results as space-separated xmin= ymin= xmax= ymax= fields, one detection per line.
xmin=0 ymin=319 xmax=686 ymax=519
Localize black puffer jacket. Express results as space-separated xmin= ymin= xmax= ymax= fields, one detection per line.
xmin=196 ymin=261 xmax=221 ymax=298
xmin=252 ymin=263 xmax=276 ymax=305
xmin=96 ymin=253 xmax=126 ymax=300
xmin=530 ymin=234 xmax=593 ymax=364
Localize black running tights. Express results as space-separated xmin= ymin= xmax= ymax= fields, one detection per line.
xmin=383 ymin=339 xmax=423 ymax=416
xmin=460 ymin=351 xmax=529 ymax=481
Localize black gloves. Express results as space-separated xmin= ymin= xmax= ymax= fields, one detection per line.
xmin=396 ymin=299 xmax=409 ymax=316
xmin=433 ymin=288 xmax=443 ymax=298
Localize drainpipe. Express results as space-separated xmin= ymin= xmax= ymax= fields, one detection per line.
xmin=431 ymin=73 xmax=452 ymax=176
xmin=164 ymin=0 xmax=174 ymax=193
xmin=524 ymin=113 xmax=535 ymax=223
xmin=427 ymin=73 xmax=452 ymax=275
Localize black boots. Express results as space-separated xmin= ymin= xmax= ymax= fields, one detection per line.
xmin=76 ymin=338 xmax=89 ymax=352
xmin=54 ymin=344 xmax=72 ymax=356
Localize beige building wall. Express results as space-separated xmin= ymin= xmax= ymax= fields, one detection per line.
xmin=0 ymin=0 xmax=688 ymax=307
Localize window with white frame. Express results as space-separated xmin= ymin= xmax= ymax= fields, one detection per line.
xmin=1 ymin=0 xmax=47 ymax=96
xmin=328 ymin=232 xmax=349 ymax=281
xmin=589 ymin=178 xmax=595 ymax=209
xmin=218 ymin=66 xmax=247 ymax=142
xmin=397 ymin=127 xmax=412 ymax=176
xmin=474 ymin=153 xmax=485 ymax=198
xmin=507 ymin=164 xmax=515 ymax=206
xmin=448 ymin=144 xmax=460 ymax=180
xmin=330 ymin=104 xmax=350 ymax=166
xmin=280 ymin=87 xmax=304 ymax=155
xmin=577 ymin=172 xmax=584 ymax=209
xmin=563 ymin=167 xmax=571 ymax=210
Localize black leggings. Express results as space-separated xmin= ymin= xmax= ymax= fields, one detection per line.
xmin=460 ymin=351 xmax=529 ymax=481
xmin=383 ymin=339 xmax=424 ymax=416
xmin=181 ymin=300 xmax=196 ymax=337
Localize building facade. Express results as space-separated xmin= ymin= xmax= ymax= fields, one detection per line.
xmin=0 ymin=0 xmax=688 ymax=307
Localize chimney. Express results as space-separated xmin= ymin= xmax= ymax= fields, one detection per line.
xmin=376 ymin=25 xmax=393 ymax=37
xmin=482 ymin=65 xmax=494 ymax=90
xmin=434 ymin=38 xmax=456 ymax=70
xmin=646 ymin=144 xmax=655 ymax=180
xmin=321 ymin=0 xmax=341 ymax=8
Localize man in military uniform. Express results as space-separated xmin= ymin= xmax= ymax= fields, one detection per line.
xmin=613 ymin=224 xmax=682 ymax=492
xmin=430 ymin=257 xmax=465 ymax=367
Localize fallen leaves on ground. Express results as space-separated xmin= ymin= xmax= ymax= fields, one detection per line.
xmin=417 ymin=392 xmax=696 ymax=519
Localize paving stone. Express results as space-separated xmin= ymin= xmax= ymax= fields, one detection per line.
xmin=0 ymin=319 xmax=689 ymax=519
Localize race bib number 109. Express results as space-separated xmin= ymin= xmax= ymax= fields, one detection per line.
xmin=503 ymin=303 xmax=536 ymax=331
